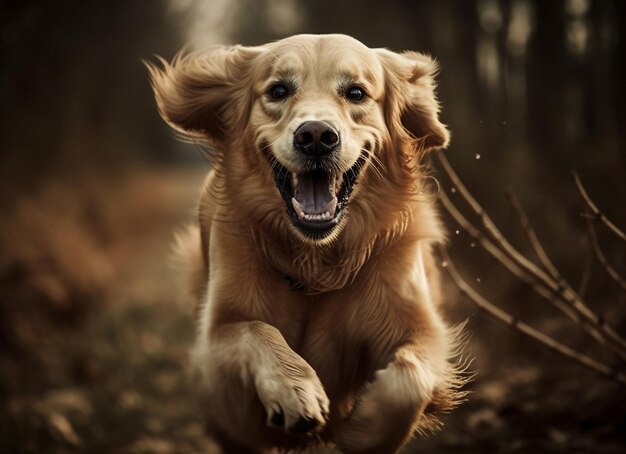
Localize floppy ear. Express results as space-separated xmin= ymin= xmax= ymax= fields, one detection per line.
xmin=376 ymin=49 xmax=450 ymax=152
xmin=145 ymin=45 xmax=263 ymax=144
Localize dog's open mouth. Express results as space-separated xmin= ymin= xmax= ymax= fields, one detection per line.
xmin=274 ymin=161 xmax=362 ymax=239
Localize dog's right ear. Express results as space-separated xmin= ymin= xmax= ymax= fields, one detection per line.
xmin=145 ymin=46 xmax=263 ymax=144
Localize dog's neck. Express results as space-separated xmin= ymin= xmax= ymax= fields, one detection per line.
xmin=248 ymin=227 xmax=365 ymax=293
xmin=251 ymin=205 xmax=431 ymax=294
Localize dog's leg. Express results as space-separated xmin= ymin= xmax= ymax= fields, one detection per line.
xmin=246 ymin=321 xmax=330 ymax=432
xmin=335 ymin=344 xmax=446 ymax=454
xmin=194 ymin=321 xmax=330 ymax=448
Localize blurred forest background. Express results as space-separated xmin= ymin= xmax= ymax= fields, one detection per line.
xmin=1 ymin=0 xmax=625 ymax=452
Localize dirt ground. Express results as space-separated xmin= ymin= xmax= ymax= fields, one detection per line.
xmin=1 ymin=169 xmax=624 ymax=454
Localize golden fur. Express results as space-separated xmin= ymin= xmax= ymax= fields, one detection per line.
xmin=147 ymin=34 xmax=465 ymax=453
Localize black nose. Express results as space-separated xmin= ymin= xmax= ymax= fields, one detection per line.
xmin=293 ymin=121 xmax=340 ymax=157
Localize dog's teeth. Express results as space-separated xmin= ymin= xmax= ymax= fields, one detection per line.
xmin=324 ymin=197 xmax=338 ymax=217
xmin=292 ymin=172 xmax=299 ymax=186
xmin=292 ymin=197 xmax=304 ymax=215
xmin=299 ymin=211 xmax=334 ymax=222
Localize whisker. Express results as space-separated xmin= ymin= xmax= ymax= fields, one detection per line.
xmin=365 ymin=143 xmax=387 ymax=172
xmin=255 ymin=136 xmax=284 ymax=156
xmin=360 ymin=147 xmax=386 ymax=181
xmin=282 ymin=164 xmax=289 ymax=191
xmin=264 ymin=155 xmax=281 ymax=181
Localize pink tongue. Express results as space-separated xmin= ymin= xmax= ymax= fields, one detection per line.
xmin=294 ymin=172 xmax=334 ymax=215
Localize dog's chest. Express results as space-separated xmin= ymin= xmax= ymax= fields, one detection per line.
xmin=276 ymin=292 xmax=381 ymax=404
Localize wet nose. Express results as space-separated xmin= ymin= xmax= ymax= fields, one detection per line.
xmin=293 ymin=121 xmax=340 ymax=157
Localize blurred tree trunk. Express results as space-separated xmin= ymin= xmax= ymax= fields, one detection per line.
xmin=0 ymin=1 xmax=181 ymax=203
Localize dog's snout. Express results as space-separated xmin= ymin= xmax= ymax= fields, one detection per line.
xmin=293 ymin=121 xmax=340 ymax=156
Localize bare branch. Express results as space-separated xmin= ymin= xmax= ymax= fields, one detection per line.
xmin=436 ymin=152 xmax=626 ymax=361
xmin=573 ymin=172 xmax=626 ymax=244
xmin=577 ymin=240 xmax=593 ymax=298
xmin=439 ymin=189 xmax=626 ymax=362
xmin=586 ymin=215 xmax=626 ymax=293
xmin=438 ymin=246 xmax=626 ymax=386
xmin=504 ymin=189 xmax=560 ymax=280
xmin=439 ymin=191 xmax=562 ymax=303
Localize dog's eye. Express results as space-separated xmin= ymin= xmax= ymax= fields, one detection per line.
xmin=346 ymin=86 xmax=365 ymax=102
xmin=269 ymin=84 xmax=289 ymax=100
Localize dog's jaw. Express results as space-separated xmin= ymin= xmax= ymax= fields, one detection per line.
xmin=273 ymin=157 xmax=363 ymax=242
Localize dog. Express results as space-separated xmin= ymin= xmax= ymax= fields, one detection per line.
xmin=147 ymin=34 xmax=465 ymax=453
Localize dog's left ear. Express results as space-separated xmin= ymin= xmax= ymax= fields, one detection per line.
xmin=376 ymin=49 xmax=450 ymax=152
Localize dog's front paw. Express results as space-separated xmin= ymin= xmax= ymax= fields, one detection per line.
xmin=335 ymin=379 xmax=396 ymax=452
xmin=255 ymin=363 xmax=330 ymax=434
xmin=336 ymin=359 xmax=433 ymax=453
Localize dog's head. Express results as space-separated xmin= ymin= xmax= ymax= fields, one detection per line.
xmin=147 ymin=34 xmax=449 ymax=244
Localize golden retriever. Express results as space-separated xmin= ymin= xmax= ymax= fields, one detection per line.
xmin=147 ymin=34 xmax=464 ymax=453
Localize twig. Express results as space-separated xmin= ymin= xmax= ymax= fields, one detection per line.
xmin=577 ymin=239 xmax=593 ymax=298
xmin=438 ymin=246 xmax=626 ymax=386
xmin=586 ymin=215 xmax=626 ymax=293
xmin=439 ymin=189 xmax=626 ymax=362
xmin=504 ymin=189 xmax=560 ymax=280
xmin=436 ymin=152 xmax=626 ymax=361
xmin=573 ymin=172 xmax=626 ymax=244
xmin=440 ymin=191 xmax=564 ymax=302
